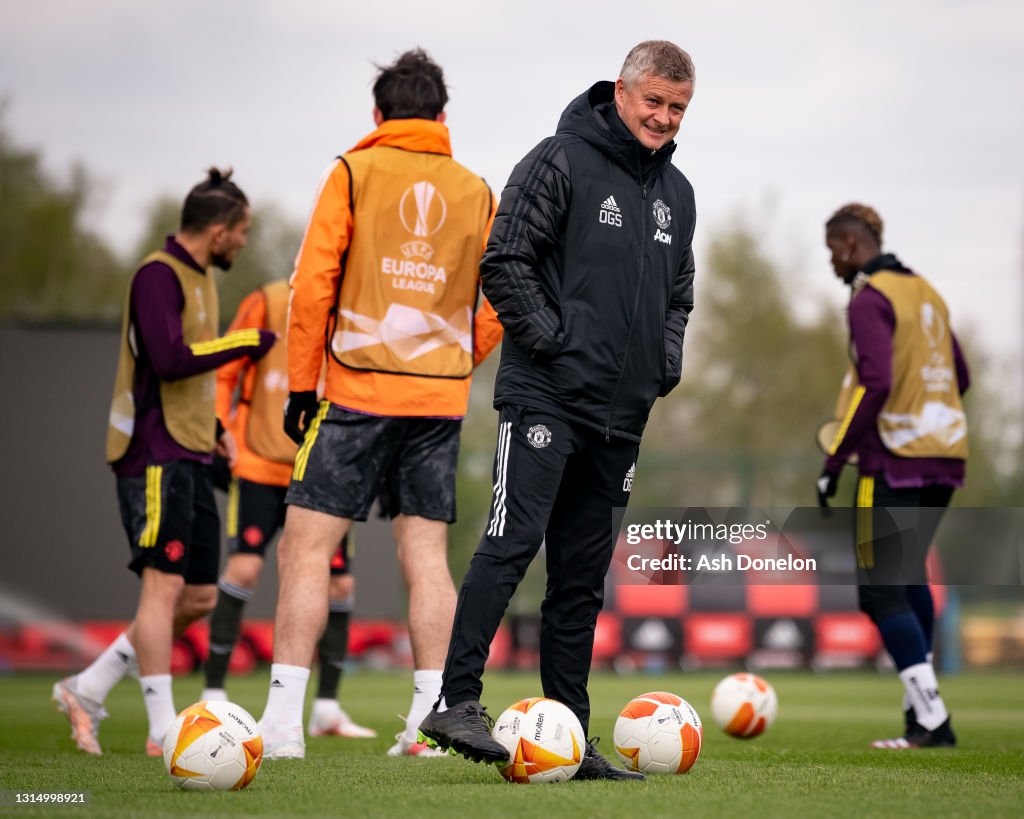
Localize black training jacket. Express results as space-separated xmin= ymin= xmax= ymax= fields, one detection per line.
xmin=481 ymin=81 xmax=696 ymax=442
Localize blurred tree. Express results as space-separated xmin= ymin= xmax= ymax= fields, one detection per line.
xmin=953 ymin=338 xmax=1024 ymax=506
xmin=445 ymin=216 xmax=1024 ymax=616
xmin=638 ymin=216 xmax=848 ymax=507
xmin=634 ymin=215 xmax=1021 ymax=514
xmin=4 ymin=103 xmax=1016 ymax=523
xmin=0 ymin=105 xmax=122 ymax=323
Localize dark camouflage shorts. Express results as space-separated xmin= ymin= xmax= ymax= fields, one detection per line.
xmin=285 ymin=403 xmax=461 ymax=523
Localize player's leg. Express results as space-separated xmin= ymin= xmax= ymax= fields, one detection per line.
xmin=55 ymin=573 xmax=215 ymax=747
xmin=857 ymin=477 xmax=954 ymax=748
xmin=173 ymin=584 xmax=216 ymax=634
xmin=203 ymin=479 xmax=285 ymax=699
xmin=906 ymin=485 xmax=952 ymax=657
xmin=388 ymin=513 xmax=454 ymax=756
xmin=378 ymin=415 xmax=461 ymax=755
xmin=53 ymin=629 xmax=136 ymax=754
xmin=308 ymin=548 xmax=376 ymax=739
xmin=258 ymin=505 xmax=349 ymax=757
xmin=541 ymin=433 xmax=644 ymax=781
xmin=201 ymin=556 xmax=260 ymax=699
xmin=54 ymin=468 xmax=159 ymax=754
xmin=259 ymin=404 xmax=386 ymax=759
xmin=906 ymin=584 xmax=935 ymax=655
xmin=901 ymin=485 xmax=954 ymax=740
xmin=901 ymin=581 xmax=935 ymax=733
xmin=420 ymin=408 xmax=571 ymax=762
xmin=136 ymin=461 xmax=222 ymax=755
xmin=127 ymin=461 xmax=211 ymax=753
xmin=134 ymin=566 xmax=186 ymax=753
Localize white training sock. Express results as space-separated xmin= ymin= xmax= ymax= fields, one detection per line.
xmin=261 ymin=664 xmax=310 ymax=728
xmin=903 ymin=652 xmax=935 ymax=714
xmin=77 ymin=632 xmax=136 ymax=704
xmin=405 ymin=670 xmax=442 ymax=740
xmin=437 ymin=696 xmax=448 ymax=713
xmin=899 ymin=662 xmax=949 ymax=731
xmin=140 ymin=674 xmax=175 ymax=742
xmin=312 ymin=697 xmax=340 ymax=718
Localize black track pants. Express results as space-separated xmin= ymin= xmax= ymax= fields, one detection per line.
xmin=441 ymin=405 xmax=638 ymax=733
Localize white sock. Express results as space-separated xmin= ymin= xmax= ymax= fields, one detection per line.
xmin=903 ymin=652 xmax=934 ymax=714
xmin=406 ymin=670 xmax=442 ymax=740
xmin=437 ymin=696 xmax=448 ymax=713
xmin=140 ymin=674 xmax=175 ymax=742
xmin=77 ymin=632 xmax=135 ymax=704
xmin=898 ymin=662 xmax=949 ymax=731
xmin=261 ymin=663 xmax=310 ymax=728
xmin=312 ymin=697 xmax=340 ymax=718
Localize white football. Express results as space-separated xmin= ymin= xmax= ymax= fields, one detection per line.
xmin=491 ymin=697 xmax=585 ymax=783
xmin=163 ymin=700 xmax=263 ymax=791
xmin=613 ymin=691 xmax=703 ymax=775
xmin=710 ymin=672 xmax=778 ymax=738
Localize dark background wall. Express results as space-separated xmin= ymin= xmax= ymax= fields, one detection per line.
xmin=0 ymin=326 xmax=402 ymax=622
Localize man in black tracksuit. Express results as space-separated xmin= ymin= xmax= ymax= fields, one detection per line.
xmin=420 ymin=40 xmax=697 ymax=781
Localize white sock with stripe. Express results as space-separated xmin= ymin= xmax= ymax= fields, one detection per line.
xmin=898 ymin=662 xmax=948 ymax=731
xmin=405 ymin=670 xmax=442 ymax=740
xmin=140 ymin=674 xmax=175 ymax=743
xmin=902 ymin=652 xmax=934 ymax=716
xmin=76 ymin=632 xmax=135 ymax=704
xmin=261 ymin=663 xmax=310 ymax=729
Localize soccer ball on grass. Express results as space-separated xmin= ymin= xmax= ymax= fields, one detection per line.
xmin=613 ymin=691 xmax=703 ymax=775
xmin=710 ymin=672 xmax=778 ymax=738
xmin=163 ymin=700 xmax=263 ymax=791
xmin=491 ymin=697 xmax=585 ymax=783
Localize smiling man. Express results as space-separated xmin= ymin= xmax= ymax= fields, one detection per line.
xmin=419 ymin=40 xmax=697 ymax=780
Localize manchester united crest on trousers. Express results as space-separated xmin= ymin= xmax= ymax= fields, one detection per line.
xmin=527 ymin=425 xmax=553 ymax=448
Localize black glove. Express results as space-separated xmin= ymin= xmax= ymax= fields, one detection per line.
xmin=284 ymin=390 xmax=319 ymax=445
xmin=816 ymin=468 xmax=840 ymax=509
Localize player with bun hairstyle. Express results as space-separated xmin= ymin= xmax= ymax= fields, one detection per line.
xmin=53 ymin=168 xmax=275 ymax=756
xmin=820 ymin=202 xmax=969 ymax=748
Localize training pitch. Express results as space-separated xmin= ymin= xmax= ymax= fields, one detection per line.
xmin=1 ymin=670 xmax=1022 ymax=818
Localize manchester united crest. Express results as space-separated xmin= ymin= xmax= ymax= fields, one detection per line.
xmin=652 ymin=199 xmax=672 ymax=230
xmin=527 ymin=425 xmax=553 ymax=448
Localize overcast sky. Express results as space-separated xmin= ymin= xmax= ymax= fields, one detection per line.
xmin=2 ymin=0 xmax=1022 ymax=367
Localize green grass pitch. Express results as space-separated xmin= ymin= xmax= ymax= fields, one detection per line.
xmin=1 ymin=670 xmax=1022 ymax=817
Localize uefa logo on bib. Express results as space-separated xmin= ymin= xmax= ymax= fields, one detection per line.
xmin=527 ymin=425 xmax=553 ymax=448
xmin=398 ymin=181 xmax=448 ymax=262
xmin=400 ymin=181 xmax=447 ymax=238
